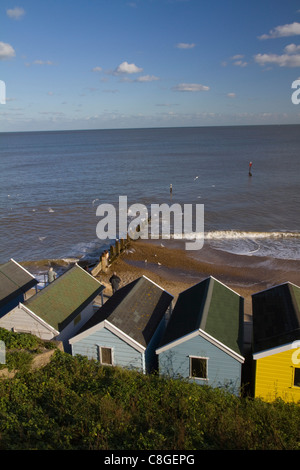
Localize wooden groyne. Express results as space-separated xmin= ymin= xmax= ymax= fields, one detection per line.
xmin=91 ymin=216 xmax=150 ymax=277
xmin=91 ymin=235 xmax=131 ymax=277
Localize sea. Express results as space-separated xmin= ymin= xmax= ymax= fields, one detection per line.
xmin=1 ymin=125 xmax=299 ymax=277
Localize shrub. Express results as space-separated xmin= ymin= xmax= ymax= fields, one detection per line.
xmin=0 ymin=350 xmax=299 ymax=450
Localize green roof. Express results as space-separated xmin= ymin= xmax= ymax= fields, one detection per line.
xmin=159 ymin=276 xmax=244 ymax=356
xmin=24 ymin=265 xmax=104 ymax=331
xmin=0 ymin=259 xmax=37 ymax=307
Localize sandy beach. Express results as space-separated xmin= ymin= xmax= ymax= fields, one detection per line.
xmin=90 ymin=238 xmax=300 ymax=318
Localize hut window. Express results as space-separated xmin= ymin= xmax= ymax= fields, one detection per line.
xmin=100 ymin=347 xmax=113 ymax=366
xmin=190 ymin=356 xmax=208 ymax=379
xmin=74 ymin=313 xmax=81 ymax=326
xmin=294 ymin=368 xmax=300 ymax=387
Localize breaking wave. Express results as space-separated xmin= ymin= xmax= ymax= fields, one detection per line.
xmin=203 ymin=230 xmax=300 ymax=260
xmin=203 ymin=230 xmax=300 ymax=240
xmin=173 ymin=230 xmax=300 ymax=260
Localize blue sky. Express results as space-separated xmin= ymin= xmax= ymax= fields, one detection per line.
xmin=2 ymin=0 xmax=300 ymax=131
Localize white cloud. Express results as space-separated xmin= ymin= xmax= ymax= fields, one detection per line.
xmin=233 ymin=60 xmax=247 ymax=67
xmin=33 ymin=60 xmax=54 ymax=65
xmin=284 ymin=43 xmax=300 ymax=54
xmin=255 ymin=41 xmax=300 ymax=68
xmin=254 ymin=52 xmax=300 ymax=67
xmin=258 ymin=22 xmax=300 ymax=39
xmin=6 ymin=7 xmax=25 ymax=20
xmin=176 ymin=43 xmax=196 ymax=49
xmin=136 ymin=75 xmax=160 ymax=82
xmin=172 ymin=83 xmax=210 ymax=92
xmin=114 ymin=61 xmax=143 ymax=74
xmin=92 ymin=66 xmax=102 ymax=72
xmin=0 ymin=42 xmax=16 ymax=60
xmin=224 ymin=54 xmax=248 ymax=67
xmin=231 ymin=54 xmax=244 ymax=60
xmin=227 ymin=93 xmax=236 ymax=98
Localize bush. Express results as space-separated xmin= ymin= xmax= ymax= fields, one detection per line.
xmin=0 ymin=327 xmax=45 ymax=351
xmin=0 ymin=350 xmax=299 ymax=450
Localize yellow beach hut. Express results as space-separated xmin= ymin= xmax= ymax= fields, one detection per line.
xmin=252 ymin=282 xmax=300 ymax=403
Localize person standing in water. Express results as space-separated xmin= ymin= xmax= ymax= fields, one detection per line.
xmin=47 ymin=267 xmax=57 ymax=283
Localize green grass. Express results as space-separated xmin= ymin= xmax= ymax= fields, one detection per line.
xmin=0 ymin=329 xmax=299 ymax=450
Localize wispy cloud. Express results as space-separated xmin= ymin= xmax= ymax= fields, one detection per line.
xmin=231 ymin=54 xmax=247 ymax=67
xmin=254 ymin=52 xmax=300 ymax=67
xmin=233 ymin=59 xmax=247 ymax=67
xmin=119 ymin=74 xmax=160 ymax=83
xmin=172 ymin=83 xmax=210 ymax=92
xmin=176 ymin=43 xmax=196 ymax=49
xmin=0 ymin=42 xmax=16 ymax=60
xmin=135 ymin=75 xmax=160 ymax=82
xmin=255 ymin=43 xmax=300 ymax=67
xmin=25 ymin=59 xmax=55 ymax=67
xmin=258 ymin=22 xmax=300 ymax=39
xmin=33 ymin=60 xmax=54 ymax=65
xmin=6 ymin=7 xmax=25 ymax=20
xmin=92 ymin=66 xmax=102 ymax=72
xmin=222 ymin=54 xmax=248 ymax=67
xmin=102 ymin=89 xmax=119 ymax=93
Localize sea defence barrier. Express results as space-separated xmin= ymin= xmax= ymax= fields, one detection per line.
xmin=91 ymin=235 xmax=130 ymax=277
xmin=91 ymin=217 xmax=150 ymax=277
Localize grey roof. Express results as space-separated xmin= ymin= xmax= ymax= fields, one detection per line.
xmin=0 ymin=259 xmax=38 ymax=308
xmin=78 ymin=276 xmax=173 ymax=348
xmin=252 ymin=282 xmax=300 ymax=354
xmin=158 ymin=276 xmax=244 ymax=356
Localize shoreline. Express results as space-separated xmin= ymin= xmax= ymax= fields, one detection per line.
xmin=22 ymin=238 xmax=300 ymax=320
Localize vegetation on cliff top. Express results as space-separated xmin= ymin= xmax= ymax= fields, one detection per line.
xmin=0 ymin=328 xmax=299 ymax=450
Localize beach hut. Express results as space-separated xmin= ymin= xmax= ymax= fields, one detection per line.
xmin=0 ymin=258 xmax=38 ymax=319
xmin=69 ymin=275 xmax=174 ymax=374
xmin=156 ymin=276 xmax=245 ymax=395
xmin=0 ymin=264 xmax=105 ymax=351
xmin=252 ymin=282 xmax=300 ymax=403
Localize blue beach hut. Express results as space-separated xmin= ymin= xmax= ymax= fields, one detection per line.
xmin=69 ymin=275 xmax=173 ymax=374
xmin=156 ymin=276 xmax=245 ymax=395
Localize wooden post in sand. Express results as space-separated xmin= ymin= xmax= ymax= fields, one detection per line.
xmin=101 ymin=252 xmax=107 ymax=272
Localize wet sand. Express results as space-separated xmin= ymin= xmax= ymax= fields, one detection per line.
xmin=22 ymin=238 xmax=300 ymax=318
xmin=89 ymin=238 xmax=300 ymax=318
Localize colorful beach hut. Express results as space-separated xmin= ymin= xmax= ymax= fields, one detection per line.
xmin=252 ymin=282 xmax=300 ymax=403
xmin=69 ymin=275 xmax=173 ymax=374
xmin=0 ymin=264 xmax=104 ymax=351
xmin=156 ymin=276 xmax=245 ymax=395
xmin=0 ymin=258 xmax=38 ymax=318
